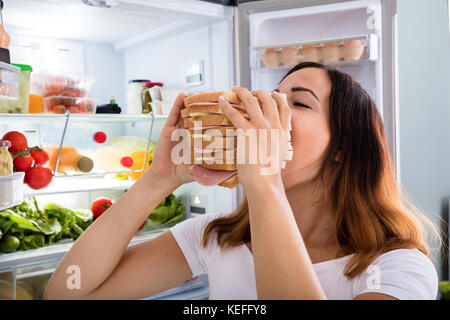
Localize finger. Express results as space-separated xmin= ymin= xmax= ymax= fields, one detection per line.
xmin=252 ymin=90 xmax=280 ymax=126
xmin=232 ymin=87 xmax=265 ymax=124
xmin=271 ymin=91 xmax=292 ymax=131
xmin=165 ymin=92 xmax=186 ymax=127
xmin=218 ymin=95 xmax=251 ymax=130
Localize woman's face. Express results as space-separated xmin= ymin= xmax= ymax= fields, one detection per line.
xmin=275 ymin=67 xmax=332 ymax=189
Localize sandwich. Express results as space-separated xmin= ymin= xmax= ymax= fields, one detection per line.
xmin=182 ymin=91 xmax=245 ymax=188
xmin=181 ymin=90 xmax=293 ymax=189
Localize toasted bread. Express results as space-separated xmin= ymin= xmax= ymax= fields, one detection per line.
xmin=183 ymin=114 xmax=236 ymax=128
xmin=218 ymin=173 xmax=239 ymax=188
xmin=181 ymin=104 xmax=248 ymax=117
xmin=188 ymin=127 xmax=237 ymax=137
xmin=190 ymin=135 xmax=237 ymax=149
xmin=184 ymin=91 xmax=241 ymax=106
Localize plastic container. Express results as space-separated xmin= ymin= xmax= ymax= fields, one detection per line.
xmin=0 ymin=172 xmax=24 ymax=211
xmin=0 ymin=61 xmax=19 ymax=100
xmin=30 ymin=72 xmax=95 ymax=98
xmin=0 ymin=63 xmax=31 ymax=113
xmin=43 ymin=96 xmax=96 ymax=114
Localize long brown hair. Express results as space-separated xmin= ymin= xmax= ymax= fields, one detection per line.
xmin=201 ymin=62 xmax=442 ymax=278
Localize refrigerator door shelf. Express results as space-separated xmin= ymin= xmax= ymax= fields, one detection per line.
xmin=251 ymin=33 xmax=379 ymax=71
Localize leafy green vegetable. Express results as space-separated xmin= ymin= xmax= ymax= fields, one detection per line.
xmin=439 ymin=281 xmax=450 ymax=300
xmin=0 ymin=197 xmax=93 ymax=254
xmin=148 ymin=194 xmax=184 ymax=225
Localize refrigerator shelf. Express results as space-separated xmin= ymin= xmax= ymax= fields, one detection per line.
xmin=0 ymin=228 xmax=165 ymax=269
xmin=254 ymin=56 xmax=375 ymax=73
xmin=251 ymin=33 xmax=379 ymax=70
xmin=252 ymin=34 xmax=370 ymax=51
xmin=0 ymin=112 xmax=168 ymax=123
xmin=23 ymin=177 xmax=135 ymax=197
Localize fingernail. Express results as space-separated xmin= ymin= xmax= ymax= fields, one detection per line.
xmin=218 ymin=95 xmax=225 ymax=104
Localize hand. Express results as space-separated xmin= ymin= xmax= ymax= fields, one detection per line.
xmin=218 ymin=87 xmax=292 ymax=188
xmin=145 ymin=92 xmax=195 ymax=188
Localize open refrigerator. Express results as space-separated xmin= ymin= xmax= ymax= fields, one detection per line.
xmin=0 ymin=0 xmax=398 ymax=300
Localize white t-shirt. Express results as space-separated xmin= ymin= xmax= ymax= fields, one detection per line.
xmin=170 ymin=211 xmax=438 ymax=300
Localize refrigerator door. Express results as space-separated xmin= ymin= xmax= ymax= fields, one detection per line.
xmin=234 ymin=0 xmax=399 ymax=177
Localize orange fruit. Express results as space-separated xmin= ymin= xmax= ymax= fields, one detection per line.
xmin=125 ymin=151 xmax=153 ymax=180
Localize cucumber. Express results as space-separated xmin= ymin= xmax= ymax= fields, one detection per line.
xmin=0 ymin=235 xmax=20 ymax=253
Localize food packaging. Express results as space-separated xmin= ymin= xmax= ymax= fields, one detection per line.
xmin=0 ymin=63 xmax=32 ymax=113
xmin=342 ymin=40 xmax=366 ymax=61
xmin=298 ymin=44 xmax=319 ymax=63
xmin=320 ymin=42 xmax=341 ymax=63
xmin=43 ymin=96 xmax=96 ymax=114
xmin=28 ymin=94 xmax=44 ymax=113
xmin=280 ymin=46 xmax=300 ymax=67
xmin=261 ymin=48 xmax=281 ymax=67
xmin=0 ymin=172 xmax=24 ymax=211
xmin=30 ymin=72 xmax=95 ymax=98
xmin=150 ymin=101 xmax=163 ymax=115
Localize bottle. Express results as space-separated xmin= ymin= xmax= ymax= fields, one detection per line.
xmin=0 ymin=140 xmax=13 ymax=175
xmin=0 ymin=0 xmax=10 ymax=63
xmin=46 ymin=147 xmax=94 ymax=173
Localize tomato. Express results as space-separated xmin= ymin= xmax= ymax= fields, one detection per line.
xmin=93 ymin=131 xmax=107 ymax=144
xmin=51 ymin=105 xmax=67 ymax=114
xmin=90 ymin=198 xmax=113 ymax=219
xmin=29 ymin=147 xmax=49 ymax=166
xmin=138 ymin=221 xmax=145 ymax=231
xmin=69 ymin=106 xmax=80 ymax=113
xmin=12 ymin=152 xmax=34 ymax=172
xmin=120 ymin=156 xmax=133 ymax=168
xmin=2 ymin=131 xmax=28 ymax=153
xmin=24 ymin=166 xmax=53 ymax=190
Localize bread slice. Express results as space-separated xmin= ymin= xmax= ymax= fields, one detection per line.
xmin=191 ymin=146 xmax=237 ymax=161
xmin=184 ymin=91 xmax=241 ymax=106
xmin=188 ymin=127 xmax=237 ymax=137
xmin=183 ymin=114 xmax=236 ymax=128
xmin=181 ymin=104 xmax=248 ymax=117
xmin=196 ymin=161 xmax=237 ymax=171
xmin=218 ymin=173 xmax=239 ymax=188
xmin=190 ymin=135 xmax=237 ymax=149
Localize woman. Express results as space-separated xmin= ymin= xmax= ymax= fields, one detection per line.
xmin=44 ymin=62 xmax=439 ymax=300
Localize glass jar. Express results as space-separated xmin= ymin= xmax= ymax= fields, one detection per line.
xmin=141 ymin=82 xmax=163 ymax=114
xmin=0 ymin=63 xmax=32 ymax=113
xmin=0 ymin=140 xmax=13 ymax=175
xmin=126 ymin=79 xmax=150 ymax=114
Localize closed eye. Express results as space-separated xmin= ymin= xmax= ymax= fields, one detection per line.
xmin=293 ymin=102 xmax=311 ymax=109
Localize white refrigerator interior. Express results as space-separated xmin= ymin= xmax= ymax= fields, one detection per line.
xmin=0 ymin=0 xmax=397 ymax=300
xmin=249 ymin=0 xmax=384 ymax=117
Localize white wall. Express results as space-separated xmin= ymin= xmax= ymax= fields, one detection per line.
xmin=123 ymin=20 xmax=233 ymax=99
xmin=84 ymin=42 xmax=125 ymax=108
xmin=9 ymin=33 xmax=125 ymax=109
xmin=397 ymin=0 xmax=450 ymax=281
